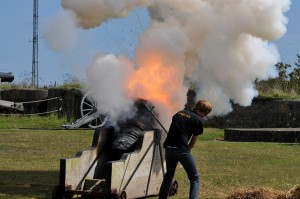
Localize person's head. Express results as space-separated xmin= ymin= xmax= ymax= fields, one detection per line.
xmin=192 ymin=99 xmax=213 ymax=117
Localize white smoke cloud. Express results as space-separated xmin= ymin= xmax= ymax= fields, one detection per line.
xmin=61 ymin=0 xmax=153 ymax=29
xmin=43 ymin=11 xmax=79 ymax=53
xmin=48 ymin=0 xmax=291 ymax=126
xmin=146 ymin=0 xmax=290 ymax=116
xmin=86 ymin=54 xmax=135 ymax=122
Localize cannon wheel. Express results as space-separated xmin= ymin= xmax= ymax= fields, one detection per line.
xmin=169 ymin=180 xmax=178 ymax=196
xmin=80 ymin=91 xmax=108 ymax=129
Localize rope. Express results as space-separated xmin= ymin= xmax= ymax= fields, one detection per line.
xmin=0 ymin=109 xmax=61 ymax=116
xmin=0 ymin=97 xmax=62 ymax=116
xmin=20 ymin=97 xmax=61 ymax=104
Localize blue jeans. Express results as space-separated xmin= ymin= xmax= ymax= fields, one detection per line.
xmin=158 ymin=147 xmax=200 ymax=199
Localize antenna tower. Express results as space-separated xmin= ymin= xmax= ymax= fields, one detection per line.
xmin=32 ymin=0 xmax=39 ymax=87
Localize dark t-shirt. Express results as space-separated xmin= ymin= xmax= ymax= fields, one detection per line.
xmin=163 ymin=109 xmax=203 ymax=151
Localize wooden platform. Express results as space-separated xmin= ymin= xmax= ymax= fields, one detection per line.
xmin=57 ymin=127 xmax=166 ymax=199
xmin=224 ymin=128 xmax=300 ymax=143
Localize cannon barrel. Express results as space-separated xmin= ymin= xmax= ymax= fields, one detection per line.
xmin=0 ymin=72 xmax=14 ymax=82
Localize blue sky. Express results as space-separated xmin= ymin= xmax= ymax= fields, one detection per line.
xmin=0 ymin=1 xmax=299 ymax=85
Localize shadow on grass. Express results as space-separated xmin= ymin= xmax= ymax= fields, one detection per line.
xmin=0 ymin=170 xmax=60 ymax=199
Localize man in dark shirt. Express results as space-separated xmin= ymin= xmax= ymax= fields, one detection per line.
xmin=159 ymin=99 xmax=213 ymax=199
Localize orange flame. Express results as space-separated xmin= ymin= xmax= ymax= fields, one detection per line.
xmin=126 ymin=52 xmax=185 ymax=112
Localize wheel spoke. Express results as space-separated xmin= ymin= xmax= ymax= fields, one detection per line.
xmin=83 ymin=101 xmax=94 ymax=108
xmin=81 ymin=91 xmax=108 ymax=129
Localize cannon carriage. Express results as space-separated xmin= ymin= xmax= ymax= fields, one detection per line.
xmin=52 ymin=127 xmax=178 ymax=199
xmin=54 ymin=95 xmax=178 ymax=199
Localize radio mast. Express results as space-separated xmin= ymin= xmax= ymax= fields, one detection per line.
xmin=32 ymin=0 xmax=39 ymax=87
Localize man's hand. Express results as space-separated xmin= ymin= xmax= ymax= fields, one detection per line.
xmin=189 ymin=135 xmax=198 ymax=149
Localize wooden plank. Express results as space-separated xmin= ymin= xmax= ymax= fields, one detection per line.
xmin=61 ymin=128 xmax=113 ymax=189
xmin=64 ymin=148 xmax=98 ymax=189
xmin=83 ymin=179 xmax=106 ymax=191
xmin=110 ymin=130 xmax=165 ymax=199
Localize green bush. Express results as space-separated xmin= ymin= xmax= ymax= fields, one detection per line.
xmin=256 ymin=54 xmax=300 ymax=99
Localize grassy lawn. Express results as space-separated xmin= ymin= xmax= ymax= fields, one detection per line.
xmin=0 ymin=128 xmax=94 ymax=199
xmin=0 ymin=115 xmax=299 ymax=198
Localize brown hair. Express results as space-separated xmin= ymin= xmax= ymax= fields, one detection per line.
xmin=192 ymin=99 xmax=213 ymax=115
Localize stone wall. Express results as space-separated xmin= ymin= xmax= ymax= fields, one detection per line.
xmin=207 ymin=98 xmax=300 ymax=128
xmin=45 ymin=88 xmax=86 ymax=120
xmin=0 ymin=88 xmax=86 ymax=120
xmin=1 ymin=89 xmax=49 ymax=114
xmin=1 ymin=89 xmax=300 ymax=128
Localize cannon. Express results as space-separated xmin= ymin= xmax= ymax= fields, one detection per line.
xmin=53 ymin=99 xmax=178 ymax=199
xmin=0 ymin=72 xmax=14 ymax=82
xmin=0 ymin=72 xmax=24 ymax=111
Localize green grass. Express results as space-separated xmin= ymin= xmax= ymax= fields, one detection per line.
xmin=0 ymin=128 xmax=94 ymax=199
xmin=197 ymin=141 xmax=299 ymax=198
xmin=257 ymin=91 xmax=300 ymax=100
xmin=0 ymin=114 xmax=68 ymax=129
xmin=0 ymin=116 xmax=299 ymax=199
xmin=0 ymin=81 xmax=83 ymax=90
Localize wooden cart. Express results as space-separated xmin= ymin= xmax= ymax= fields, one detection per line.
xmin=52 ymin=128 xmax=178 ymax=199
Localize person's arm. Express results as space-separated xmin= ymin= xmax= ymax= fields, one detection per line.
xmin=189 ymin=135 xmax=199 ymax=149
